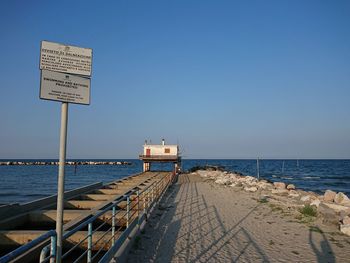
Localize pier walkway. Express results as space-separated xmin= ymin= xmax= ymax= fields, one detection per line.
xmin=126 ymin=173 xmax=350 ymax=262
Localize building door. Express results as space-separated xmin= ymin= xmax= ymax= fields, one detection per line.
xmin=146 ymin=149 xmax=151 ymax=157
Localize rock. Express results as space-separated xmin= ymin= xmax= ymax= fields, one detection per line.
xmin=334 ymin=192 xmax=350 ymax=205
xmin=197 ymin=170 xmax=210 ymax=177
xmin=300 ymin=195 xmax=311 ymax=202
xmin=323 ymin=190 xmax=336 ymax=202
xmin=340 ymin=224 xmax=350 ymax=236
xmin=288 ymin=190 xmax=300 ymax=198
xmin=340 ymin=211 xmax=349 ymax=221
xmin=318 ymin=203 xmax=340 ymax=226
xmin=257 ymin=182 xmax=273 ymax=190
xmin=322 ymin=203 xmax=350 ymax=214
xmin=310 ymin=199 xmax=321 ymax=208
xmin=229 ymin=174 xmax=239 ymax=181
xmin=343 ymin=216 xmax=350 ymax=225
xmin=286 ymin=184 xmax=296 ymax=190
xmin=231 ymin=182 xmax=243 ymax=188
xmin=271 ymin=189 xmax=289 ymax=195
xmin=241 ymin=176 xmax=258 ymax=186
xmin=244 ymin=186 xmax=258 ymax=192
xmin=214 ymin=177 xmax=231 ymax=185
xmin=273 ymin=182 xmax=286 ymax=189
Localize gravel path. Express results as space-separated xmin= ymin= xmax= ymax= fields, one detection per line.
xmin=127 ymin=173 xmax=350 ymax=262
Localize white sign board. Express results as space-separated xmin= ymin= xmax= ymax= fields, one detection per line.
xmin=40 ymin=41 xmax=92 ymax=76
xmin=40 ymin=70 xmax=90 ymax=105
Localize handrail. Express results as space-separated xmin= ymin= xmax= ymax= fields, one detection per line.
xmin=63 ymin=179 xmax=156 ymax=240
xmin=0 ymin=230 xmax=56 ymax=263
xmin=0 ymin=171 xmax=175 ymax=263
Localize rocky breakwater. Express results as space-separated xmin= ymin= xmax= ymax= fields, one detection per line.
xmin=0 ymin=161 xmax=132 ymax=166
xmin=192 ymin=168 xmax=350 ymax=236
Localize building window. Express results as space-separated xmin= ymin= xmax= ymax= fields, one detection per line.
xmin=164 ymin=148 xmax=170 ymax=154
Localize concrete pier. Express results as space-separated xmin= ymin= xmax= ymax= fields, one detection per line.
xmin=0 ymin=171 xmax=172 ymax=262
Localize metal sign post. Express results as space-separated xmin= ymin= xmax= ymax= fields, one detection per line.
xmin=39 ymin=40 xmax=92 ymax=262
xmin=56 ymin=102 xmax=68 ymax=261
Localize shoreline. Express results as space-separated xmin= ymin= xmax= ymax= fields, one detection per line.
xmin=192 ymin=167 xmax=350 ymax=237
xmin=0 ymin=160 xmax=132 ymax=166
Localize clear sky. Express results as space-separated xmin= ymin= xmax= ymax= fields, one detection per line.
xmin=0 ymin=0 xmax=349 ymax=159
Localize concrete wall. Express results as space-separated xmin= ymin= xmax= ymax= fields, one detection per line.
xmin=143 ymin=145 xmax=178 ymax=156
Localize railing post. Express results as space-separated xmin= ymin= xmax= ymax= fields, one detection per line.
xmin=112 ymin=206 xmax=116 ymax=246
xmin=50 ymin=235 xmax=57 ymax=263
xmin=147 ymin=190 xmax=150 ymax=210
xmin=126 ymin=195 xmax=130 ymax=228
xmin=151 ymin=186 xmax=154 ymax=203
xmin=87 ymin=223 xmax=92 ymax=263
xmin=137 ymin=190 xmax=140 ymax=225
xmin=156 ymin=183 xmax=159 ymax=200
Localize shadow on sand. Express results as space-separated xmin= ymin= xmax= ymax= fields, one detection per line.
xmin=132 ymin=174 xmax=337 ymax=262
xmin=148 ymin=174 xmax=270 ymax=262
xmin=309 ymin=228 xmax=335 ymax=263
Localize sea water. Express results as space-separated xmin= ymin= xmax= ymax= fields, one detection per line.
xmin=0 ymin=159 xmax=349 ymax=204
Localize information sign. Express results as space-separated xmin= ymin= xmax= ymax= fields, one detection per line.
xmin=40 ymin=69 xmax=90 ymax=105
xmin=40 ymin=41 xmax=92 ymax=76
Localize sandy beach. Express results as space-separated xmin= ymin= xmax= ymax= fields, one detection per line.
xmin=127 ymin=173 xmax=350 ymax=263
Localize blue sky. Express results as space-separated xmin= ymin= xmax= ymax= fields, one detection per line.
xmin=0 ymin=0 xmax=349 ymax=159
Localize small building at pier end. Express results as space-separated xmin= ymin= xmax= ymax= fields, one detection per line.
xmin=139 ymin=139 xmax=181 ymax=173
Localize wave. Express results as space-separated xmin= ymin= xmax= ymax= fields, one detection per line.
xmin=0 ymin=192 xmax=20 ymax=197
xmin=281 ymin=176 xmax=293 ymax=180
xmin=321 ymin=176 xmax=350 ymax=180
xmin=23 ymin=193 xmax=49 ymax=197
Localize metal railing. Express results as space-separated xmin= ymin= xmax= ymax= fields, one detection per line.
xmin=0 ymin=172 xmax=176 ymax=263
xmin=0 ymin=230 xmax=56 ymax=263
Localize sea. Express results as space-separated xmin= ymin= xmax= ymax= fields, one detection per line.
xmin=0 ymin=159 xmax=349 ymax=204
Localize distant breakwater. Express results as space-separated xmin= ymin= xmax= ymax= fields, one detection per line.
xmin=0 ymin=161 xmax=132 ymax=166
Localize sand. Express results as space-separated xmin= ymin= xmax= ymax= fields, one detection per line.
xmin=127 ymin=173 xmax=350 ymax=262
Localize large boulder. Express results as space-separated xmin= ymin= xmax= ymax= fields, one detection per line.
xmin=318 ymin=203 xmax=340 ymax=226
xmin=273 ymin=182 xmax=286 ymax=189
xmin=343 ymin=216 xmax=350 ymax=225
xmin=286 ymin=184 xmax=296 ymax=190
xmin=340 ymin=224 xmax=350 ymax=236
xmin=334 ymin=192 xmax=350 ymax=205
xmin=323 ymin=190 xmax=337 ymax=202
xmin=322 ymin=203 xmax=350 ymax=214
